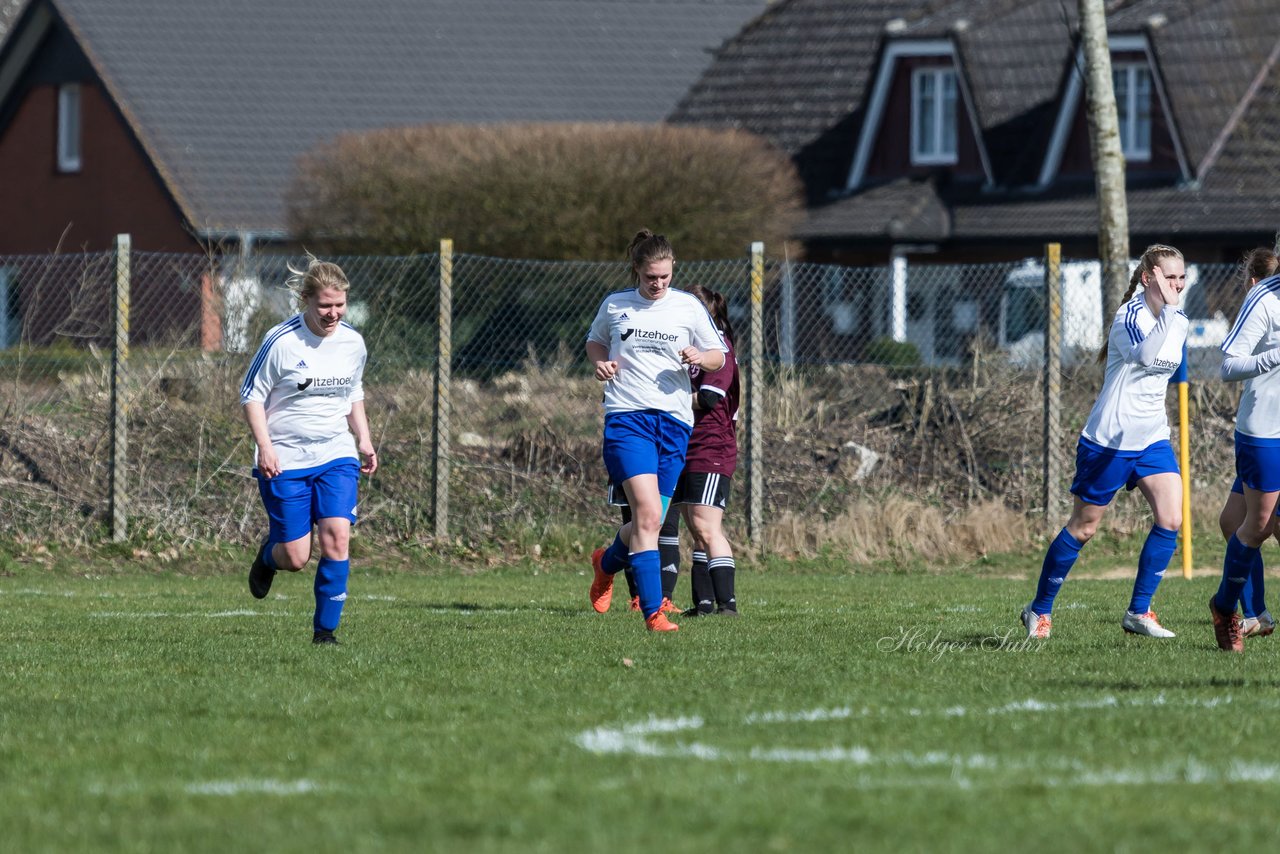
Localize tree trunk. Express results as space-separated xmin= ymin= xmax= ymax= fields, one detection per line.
xmin=1079 ymin=0 xmax=1129 ymax=323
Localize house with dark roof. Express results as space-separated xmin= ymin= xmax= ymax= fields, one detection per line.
xmin=671 ymin=0 xmax=1280 ymax=266
xmin=0 ymin=0 xmax=769 ymax=256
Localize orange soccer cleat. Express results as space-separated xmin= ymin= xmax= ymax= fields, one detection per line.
xmin=1209 ymin=597 xmax=1244 ymax=652
xmin=589 ymin=547 xmax=614 ymax=613
xmin=658 ymin=598 xmax=681 ymax=615
xmin=645 ymin=611 xmax=679 ymax=632
xmin=629 ymin=596 xmax=641 ymax=612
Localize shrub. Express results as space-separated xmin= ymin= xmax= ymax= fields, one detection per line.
xmin=864 ymin=337 xmax=921 ymax=367
xmin=285 ymin=123 xmax=804 ymax=261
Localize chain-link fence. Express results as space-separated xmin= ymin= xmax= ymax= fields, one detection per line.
xmin=0 ymin=241 xmax=1249 ymax=554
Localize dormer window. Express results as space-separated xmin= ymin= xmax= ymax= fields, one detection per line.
xmin=1112 ymin=63 xmax=1152 ymax=161
xmin=57 ymin=83 xmax=81 ymax=173
xmin=911 ymin=67 xmax=957 ymax=165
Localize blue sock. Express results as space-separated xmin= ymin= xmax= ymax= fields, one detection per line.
xmin=1240 ymin=548 xmax=1262 ymax=618
xmin=631 ymin=550 xmax=662 ymax=617
xmin=261 ymin=541 xmax=277 ymax=570
xmin=1128 ymin=526 xmax=1177 ymax=614
xmin=1215 ymin=535 xmax=1256 ymax=615
xmin=313 ymin=557 xmax=350 ymax=632
xmin=602 ymin=533 xmax=628 ymax=575
xmin=1247 ymin=549 xmax=1266 ymax=617
xmin=1031 ymin=528 xmax=1083 ymax=615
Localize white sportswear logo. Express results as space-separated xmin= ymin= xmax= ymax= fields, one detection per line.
xmin=330 ymin=592 xmax=347 ymax=602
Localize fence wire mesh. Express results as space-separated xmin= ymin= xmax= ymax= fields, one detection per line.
xmin=0 ymin=246 xmax=1249 ymax=551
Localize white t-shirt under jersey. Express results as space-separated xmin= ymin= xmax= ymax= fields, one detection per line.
xmin=239 ymin=315 xmax=367 ymax=473
xmin=1221 ymin=275 xmax=1280 ymax=439
xmin=586 ymin=287 xmax=726 ymax=428
xmin=1080 ymin=291 xmax=1188 ymax=451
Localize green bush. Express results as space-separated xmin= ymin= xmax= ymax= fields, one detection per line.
xmin=285 ymin=123 xmax=803 ymax=261
xmin=864 ymin=337 xmax=921 ymax=367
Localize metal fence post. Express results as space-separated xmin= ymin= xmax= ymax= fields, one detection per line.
xmin=779 ymin=246 xmax=795 ymax=366
xmin=1043 ymin=242 xmax=1062 ymax=521
xmin=746 ymin=241 xmax=764 ymax=546
xmin=891 ymin=252 xmax=908 ymax=342
xmin=433 ymin=239 xmax=453 ymax=540
xmin=110 ymin=234 xmax=131 ymax=542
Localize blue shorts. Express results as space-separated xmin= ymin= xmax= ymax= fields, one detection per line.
xmin=256 ymin=458 xmax=360 ymax=544
xmin=1235 ymin=433 xmax=1280 ymax=493
xmin=1231 ymin=476 xmax=1244 ymax=495
xmin=602 ymin=410 xmax=692 ymax=497
xmin=1070 ymin=438 xmax=1178 ymax=506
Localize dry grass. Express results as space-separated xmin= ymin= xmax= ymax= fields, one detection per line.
xmin=763 ymin=496 xmax=1029 ymax=566
xmin=0 ymin=350 xmax=1244 ymax=565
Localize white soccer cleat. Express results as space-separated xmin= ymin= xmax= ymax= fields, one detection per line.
xmin=1122 ymin=610 xmax=1176 ymax=638
xmin=1242 ymin=610 xmax=1276 ymax=638
xmin=1021 ymin=604 xmax=1052 ymax=639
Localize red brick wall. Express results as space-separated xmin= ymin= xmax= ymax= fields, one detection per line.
xmin=0 ymin=81 xmax=198 ymax=254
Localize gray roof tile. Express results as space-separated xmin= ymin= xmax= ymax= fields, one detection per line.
xmin=42 ymin=0 xmax=768 ymax=233
xmin=670 ymin=0 xmax=936 ymax=155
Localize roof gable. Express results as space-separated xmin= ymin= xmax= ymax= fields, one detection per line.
xmin=1037 ymin=34 xmax=1191 ymax=188
xmin=844 ymin=38 xmax=994 ymax=191
xmin=670 ymin=0 xmax=936 ymax=156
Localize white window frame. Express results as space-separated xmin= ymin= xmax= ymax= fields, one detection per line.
xmin=1112 ymin=63 xmax=1152 ymax=162
xmin=57 ymin=82 xmax=81 ymax=173
xmin=910 ymin=66 xmax=958 ymax=165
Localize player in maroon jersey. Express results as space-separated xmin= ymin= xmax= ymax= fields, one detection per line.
xmin=677 ymin=284 xmax=741 ymax=616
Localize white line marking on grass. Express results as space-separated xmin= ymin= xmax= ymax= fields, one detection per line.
xmin=574 ymin=699 xmax=1278 ymax=788
xmin=363 ymin=594 xmax=397 ymax=601
xmin=89 ymin=610 xmax=290 ymax=618
xmin=743 ymin=707 xmax=855 ymax=724
xmin=574 ymin=716 xmax=703 ymax=756
xmin=185 ymin=779 xmax=320 ymax=796
xmin=944 ymin=604 xmax=981 ymax=612
xmin=421 ymin=607 xmax=520 ymax=616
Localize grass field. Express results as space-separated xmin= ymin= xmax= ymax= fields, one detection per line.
xmin=5 ymin=550 xmax=1279 ymax=852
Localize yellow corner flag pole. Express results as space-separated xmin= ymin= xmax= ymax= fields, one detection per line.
xmin=1175 ymin=345 xmax=1192 ymax=578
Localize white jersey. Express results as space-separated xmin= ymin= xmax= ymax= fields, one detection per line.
xmin=239 ymin=315 xmax=367 ymax=473
xmin=586 ymin=287 xmax=726 ymax=428
xmin=1080 ymin=292 xmax=1188 ymax=451
xmin=1222 ymin=276 xmax=1280 ymax=439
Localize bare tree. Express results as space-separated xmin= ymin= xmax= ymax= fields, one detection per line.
xmin=0 ymin=1 xmax=26 ymax=43
xmin=1078 ymin=0 xmax=1129 ymax=321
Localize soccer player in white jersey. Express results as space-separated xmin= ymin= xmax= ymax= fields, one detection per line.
xmin=585 ymin=230 xmax=726 ymax=632
xmin=1210 ymin=248 xmax=1280 ymax=651
xmin=240 ymin=257 xmax=377 ymax=645
xmin=1021 ymin=244 xmax=1188 ymax=640
xmin=1216 ymin=247 xmax=1280 ymax=643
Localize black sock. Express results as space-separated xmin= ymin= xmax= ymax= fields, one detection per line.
xmin=709 ymin=556 xmax=736 ymax=612
xmin=659 ymin=535 xmax=680 ymax=601
xmin=619 ymin=505 xmax=637 ymax=599
xmin=689 ymin=550 xmax=713 ymax=613
xmin=658 ymin=511 xmax=681 ymax=602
